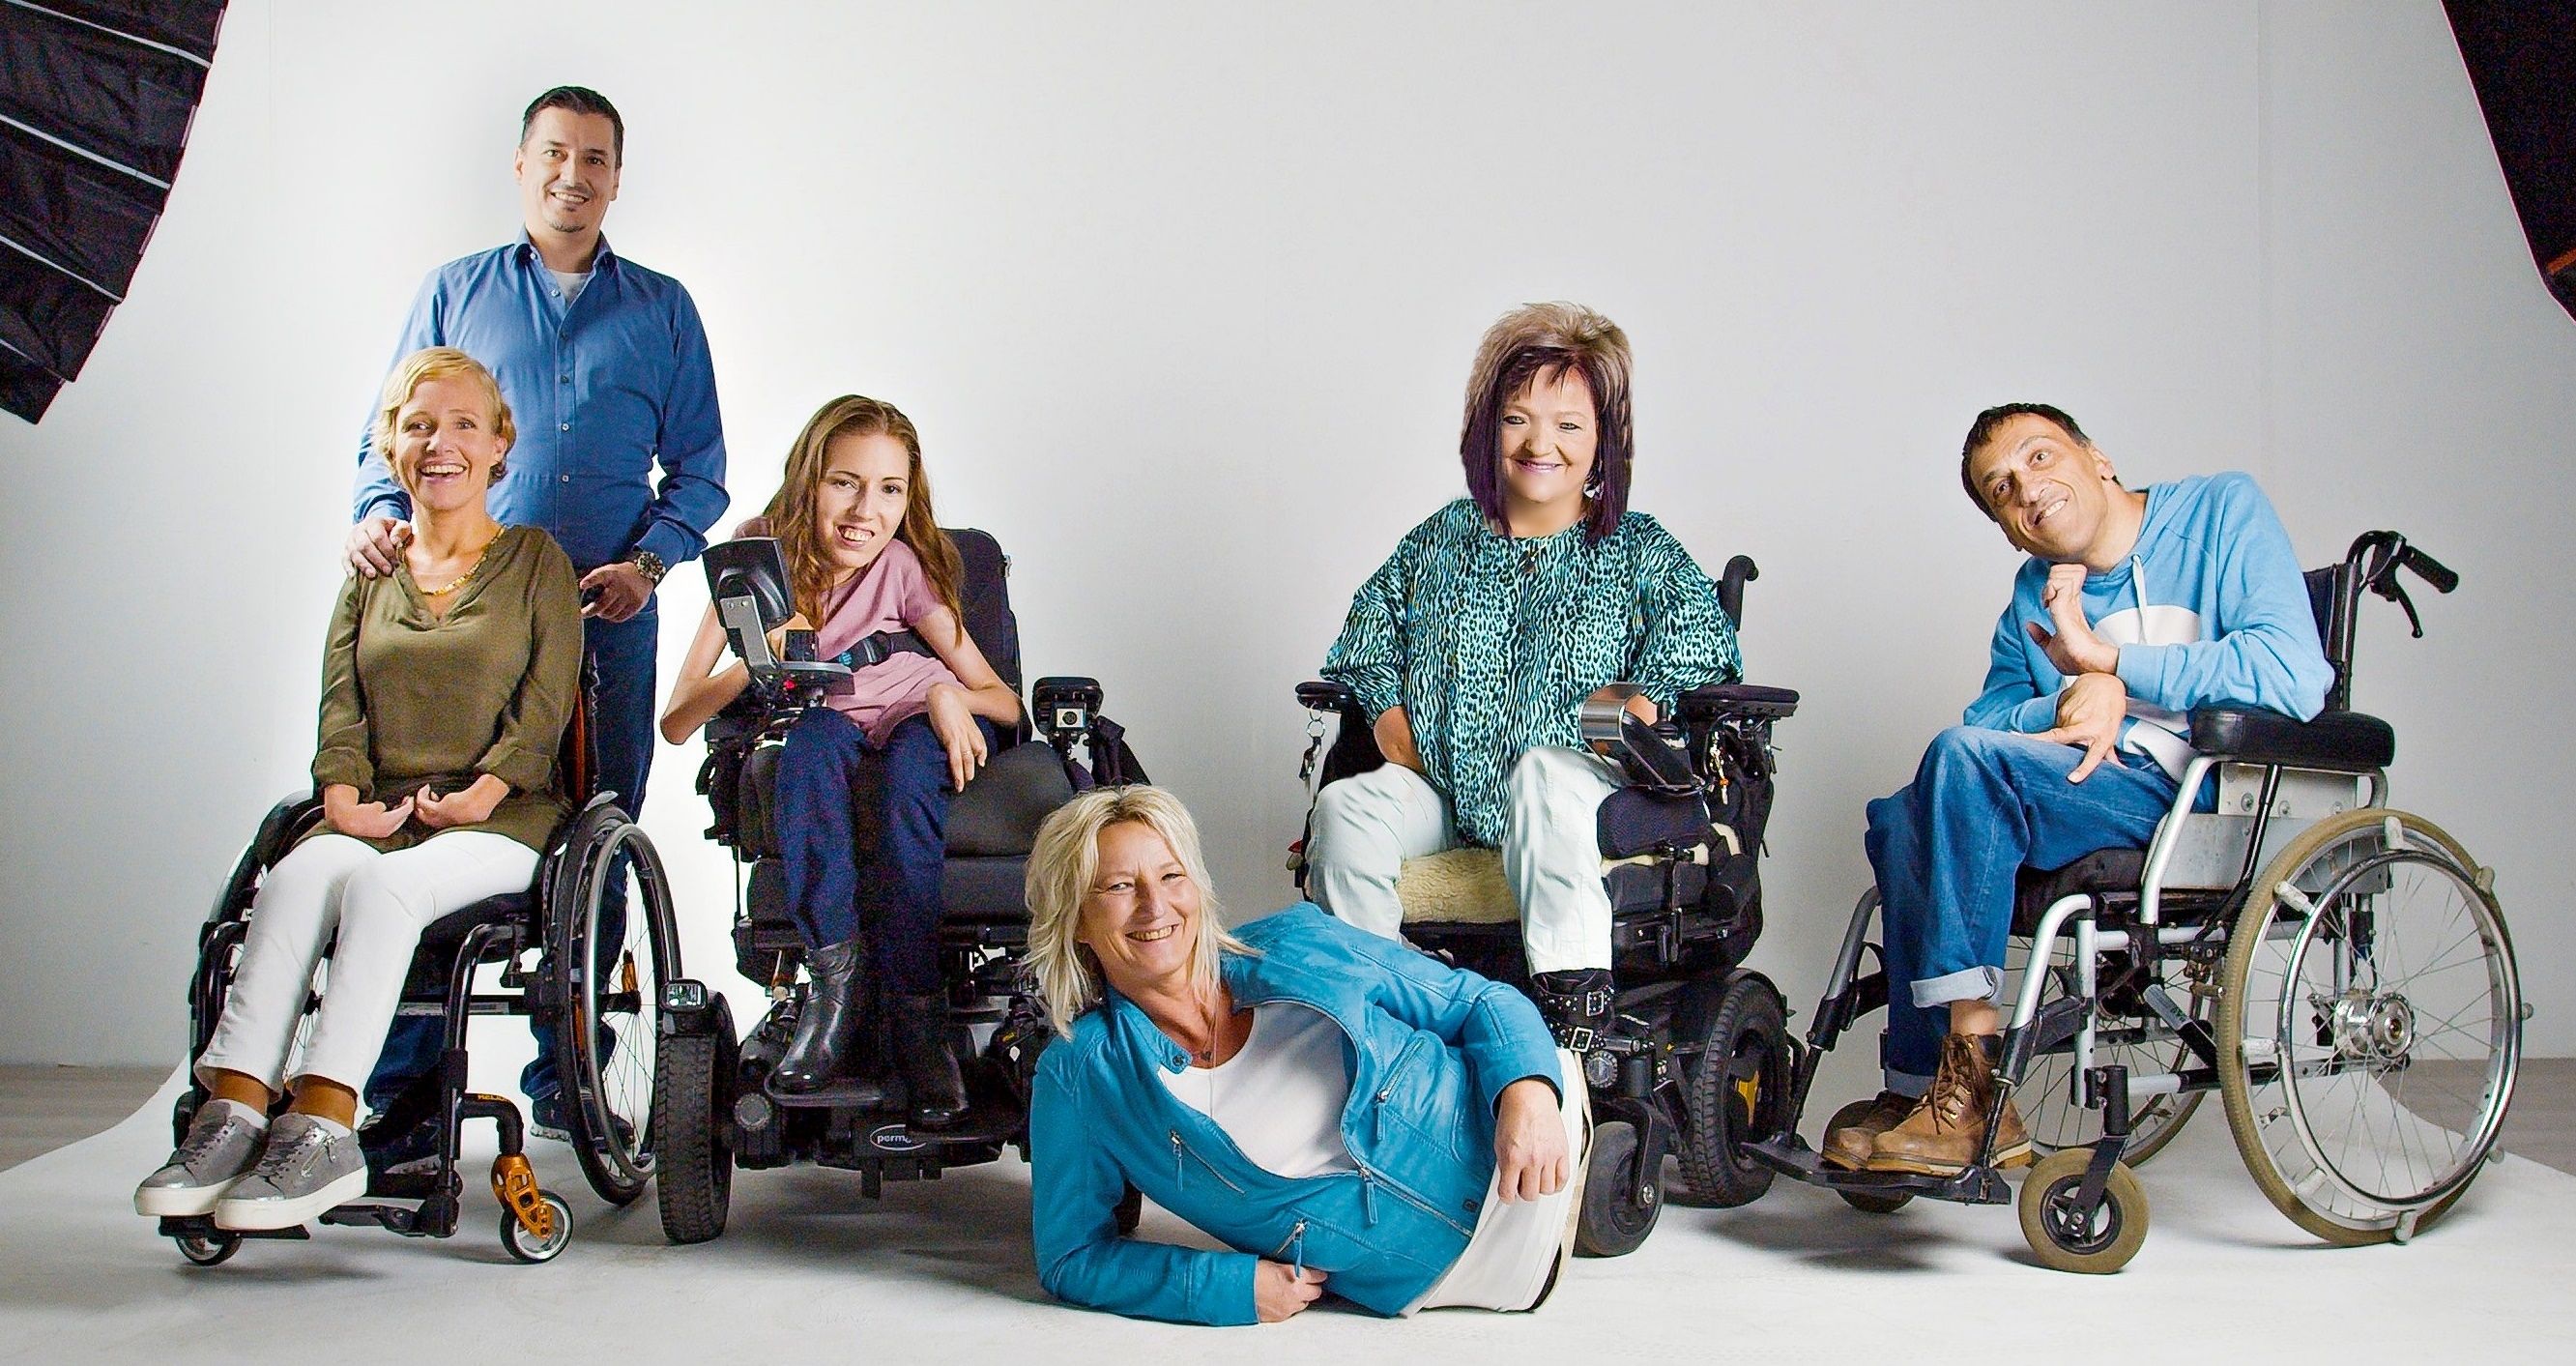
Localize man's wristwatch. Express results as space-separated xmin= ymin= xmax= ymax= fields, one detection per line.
xmin=629 ymin=550 xmax=668 ymax=585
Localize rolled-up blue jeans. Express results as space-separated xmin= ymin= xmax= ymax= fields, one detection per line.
xmin=1864 ymin=726 xmax=2180 ymax=1093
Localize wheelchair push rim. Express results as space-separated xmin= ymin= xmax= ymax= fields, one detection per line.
xmin=549 ymin=804 xmax=680 ymax=1203
xmin=2217 ymin=809 xmax=2521 ymax=1243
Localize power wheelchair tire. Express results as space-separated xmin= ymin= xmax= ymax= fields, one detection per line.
xmin=2006 ymin=936 xmax=2206 ymax=1167
xmin=548 ymin=804 xmax=680 ymax=1206
xmin=2215 ymin=809 xmax=2518 ymax=1246
xmin=1575 ymin=1119 xmax=1663 ymax=1258
xmin=654 ymin=1000 xmax=737 ymax=1245
xmin=500 ymin=1191 xmax=575 ymax=1264
xmin=1674 ymin=974 xmax=1785 ymax=1207
xmin=2016 ymin=1148 xmax=2147 ymax=1274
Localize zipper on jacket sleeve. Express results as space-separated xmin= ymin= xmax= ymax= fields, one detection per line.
xmin=1171 ymin=1131 xmax=1183 ymax=1190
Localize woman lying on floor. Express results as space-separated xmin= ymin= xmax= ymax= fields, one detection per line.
xmin=1022 ymin=785 xmax=1589 ymax=1324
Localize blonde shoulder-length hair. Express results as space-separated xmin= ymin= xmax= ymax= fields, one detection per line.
xmin=1024 ymin=785 xmax=1254 ymax=1038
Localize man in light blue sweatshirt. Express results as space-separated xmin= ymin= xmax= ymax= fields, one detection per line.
xmin=1826 ymin=403 xmax=2333 ymax=1177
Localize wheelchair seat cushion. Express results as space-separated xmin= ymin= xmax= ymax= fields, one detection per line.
xmin=2189 ymin=706 xmax=2394 ymax=772
xmin=2012 ymin=848 xmax=2147 ymax=935
xmin=1392 ymin=847 xmax=1690 ymax=925
xmin=943 ymin=741 xmax=1077 ymax=857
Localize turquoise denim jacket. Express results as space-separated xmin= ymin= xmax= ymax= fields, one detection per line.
xmin=1028 ymin=904 xmax=1562 ymax=1324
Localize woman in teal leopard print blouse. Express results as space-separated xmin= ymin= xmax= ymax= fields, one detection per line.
xmin=1309 ymin=302 xmax=1740 ymax=1050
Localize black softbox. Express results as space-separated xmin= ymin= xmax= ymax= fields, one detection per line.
xmin=0 ymin=1 xmax=227 ymax=423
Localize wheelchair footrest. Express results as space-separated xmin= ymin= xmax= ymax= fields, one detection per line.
xmin=1746 ymin=1136 xmax=2012 ymax=1206
xmin=159 ymin=1214 xmax=309 ymax=1242
xmin=768 ymin=1077 xmax=901 ymax=1111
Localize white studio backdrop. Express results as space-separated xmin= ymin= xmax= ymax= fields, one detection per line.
xmin=2 ymin=1 xmax=2567 ymax=1069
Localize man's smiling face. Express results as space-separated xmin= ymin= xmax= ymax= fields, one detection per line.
xmin=1965 ymin=412 xmax=2125 ymax=563
xmin=514 ymin=107 xmax=621 ymax=242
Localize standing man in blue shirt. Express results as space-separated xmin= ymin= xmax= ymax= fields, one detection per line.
xmin=345 ymin=86 xmax=728 ymax=1140
xmin=1822 ymin=403 xmax=2331 ymax=1178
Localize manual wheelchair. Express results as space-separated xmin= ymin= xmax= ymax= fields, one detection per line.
xmin=1747 ymin=530 xmax=2523 ymax=1272
xmin=659 ymin=529 xmax=1146 ymax=1243
xmin=161 ymin=689 xmax=699 ymax=1266
xmin=1290 ymin=555 xmax=1801 ymax=1258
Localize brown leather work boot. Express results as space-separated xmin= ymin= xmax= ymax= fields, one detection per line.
xmin=1822 ymin=1090 xmax=1917 ymax=1170
xmin=1865 ymin=1032 xmax=2031 ymax=1176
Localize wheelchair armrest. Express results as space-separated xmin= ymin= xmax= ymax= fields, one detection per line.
xmin=1582 ymin=685 xmax=1700 ymax=794
xmin=1678 ymin=682 xmax=1801 ymax=721
xmin=1296 ymin=680 xmax=1364 ymax=716
xmin=2189 ymin=706 xmax=2394 ymax=772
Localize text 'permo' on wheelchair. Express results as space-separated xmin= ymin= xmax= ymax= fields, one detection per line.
xmin=1748 ymin=531 xmax=2526 ymax=1272
xmin=656 ymin=530 xmax=1148 ymax=1243
xmin=1292 ymin=555 xmax=1803 ymax=1258
xmin=165 ymin=687 xmax=702 ymax=1265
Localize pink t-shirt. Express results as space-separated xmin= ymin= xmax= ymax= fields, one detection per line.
xmin=734 ymin=519 xmax=964 ymax=744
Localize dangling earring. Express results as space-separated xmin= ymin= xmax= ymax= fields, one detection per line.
xmin=490 ymin=456 xmax=508 ymax=481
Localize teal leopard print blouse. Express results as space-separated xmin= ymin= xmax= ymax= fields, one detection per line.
xmin=1322 ymin=498 xmax=1742 ymax=846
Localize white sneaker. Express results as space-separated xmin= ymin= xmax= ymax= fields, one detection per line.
xmin=134 ymin=1103 xmax=265 ymax=1217
xmin=213 ymin=1114 xmax=367 ymax=1231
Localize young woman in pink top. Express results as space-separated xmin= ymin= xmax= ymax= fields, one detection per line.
xmin=663 ymin=395 xmax=1022 ymax=1124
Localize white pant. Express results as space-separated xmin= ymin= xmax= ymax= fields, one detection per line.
xmin=1306 ymin=748 xmax=1621 ymax=974
xmin=195 ymin=831 xmax=538 ymax=1095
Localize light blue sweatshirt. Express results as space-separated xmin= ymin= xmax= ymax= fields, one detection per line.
xmin=1963 ymin=472 xmax=2332 ymax=778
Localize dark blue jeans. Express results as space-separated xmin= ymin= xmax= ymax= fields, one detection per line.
xmin=365 ymin=607 xmax=658 ymax=1114
xmin=776 ymin=708 xmax=993 ymax=996
xmin=1864 ymin=726 xmax=2180 ymax=1092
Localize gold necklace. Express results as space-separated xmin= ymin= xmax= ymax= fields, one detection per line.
xmin=416 ymin=539 xmax=494 ymax=596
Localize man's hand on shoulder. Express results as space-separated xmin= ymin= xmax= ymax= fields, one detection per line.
xmin=2038 ymin=671 xmax=2128 ymax=782
xmin=346 ymin=514 xmax=410 ymax=579
xmin=580 ymin=561 xmax=654 ymax=623
xmin=2026 ymin=562 xmax=2120 ymax=676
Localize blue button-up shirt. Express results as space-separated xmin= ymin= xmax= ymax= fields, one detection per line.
xmin=354 ymin=234 xmax=729 ymax=574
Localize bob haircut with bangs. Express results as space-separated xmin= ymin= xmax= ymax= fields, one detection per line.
xmin=1458 ymin=301 xmax=1635 ymax=543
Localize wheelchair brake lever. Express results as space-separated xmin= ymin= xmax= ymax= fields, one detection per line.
xmin=2390 ymin=581 xmax=2425 ymax=639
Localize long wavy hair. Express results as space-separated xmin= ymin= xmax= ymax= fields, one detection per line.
xmin=1458 ymin=302 xmax=1635 ymax=543
xmin=762 ymin=395 xmax=964 ymax=625
xmin=1024 ymin=786 xmax=1253 ymax=1039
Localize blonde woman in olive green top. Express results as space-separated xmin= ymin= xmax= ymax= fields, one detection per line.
xmin=136 ymin=349 xmax=580 ymax=1231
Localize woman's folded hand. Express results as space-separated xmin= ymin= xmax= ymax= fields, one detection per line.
xmin=1254 ymin=1261 xmax=1327 ymax=1322
xmin=1491 ymin=1076 xmax=1570 ymax=1203
xmin=417 ymin=774 xmax=509 ymax=828
xmin=323 ymin=783 xmax=414 ymax=840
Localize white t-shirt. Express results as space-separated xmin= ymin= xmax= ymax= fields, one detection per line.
xmin=1158 ymin=1004 xmax=1357 ymax=1179
xmin=549 ymin=267 xmax=593 ymax=305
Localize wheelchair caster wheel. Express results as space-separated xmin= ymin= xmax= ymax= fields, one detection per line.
xmin=1575 ymin=1120 xmax=1663 ymax=1258
xmin=173 ymin=1230 xmax=241 ymax=1266
xmin=501 ymin=1192 xmax=574 ymax=1264
xmin=2017 ymin=1148 xmax=2147 ymax=1273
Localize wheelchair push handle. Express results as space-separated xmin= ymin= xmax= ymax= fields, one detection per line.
xmin=2398 ymin=543 xmax=2458 ymax=595
xmin=2344 ymin=531 xmax=2458 ymax=643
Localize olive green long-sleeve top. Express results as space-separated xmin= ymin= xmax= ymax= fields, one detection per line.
xmin=307 ymin=525 xmax=583 ymax=853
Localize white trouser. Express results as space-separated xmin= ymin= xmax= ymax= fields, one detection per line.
xmin=1306 ymin=748 xmax=1621 ymax=974
xmin=195 ymin=831 xmax=538 ymax=1095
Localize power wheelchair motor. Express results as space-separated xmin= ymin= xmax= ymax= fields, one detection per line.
xmin=1747 ymin=531 xmax=2524 ymax=1273
xmin=164 ymin=690 xmax=700 ymax=1266
xmin=1291 ymin=555 xmax=1802 ymax=1258
xmin=668 ymin=530 xmax=1149 ymax=1244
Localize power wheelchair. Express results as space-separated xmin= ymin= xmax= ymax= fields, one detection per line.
xmin=1290 ymin=555 xmax=1801 ymax=1258
xmin=1747 ymin=530 xmax=2524 ymax=1272
xmin=660 ymin=529 xmax=1147 ymax=1243
xmin=162 ymin=689 xmax=699 ymax=1266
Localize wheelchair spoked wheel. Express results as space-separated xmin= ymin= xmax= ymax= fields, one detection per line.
xmin=2006 ymin=936 xmax=2206 ymax=1166
xmin=548 ymin=802 xmax=680 ymax=1206
xmin=1575 ymin=1119 xmax=1664 ymax=1257
xmin=1674 ymin=974 xmax=1787 ymax=1207
xmin=655 ymin=996 xmax=738 ymax=1244
xmin=2216 ymin=809 xmax=2521 ymax=1246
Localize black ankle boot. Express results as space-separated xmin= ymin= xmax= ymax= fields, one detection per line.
xmin=774 ymin=939 xmax=869 ymax=1094
xmin=1529 ymin=969 xmax=1617 ymax=1089
xmin=890 ymin=992 xmax=969 ymax=1129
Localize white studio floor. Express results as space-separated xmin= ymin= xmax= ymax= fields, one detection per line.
xmin=1 ymin=1070 xmax=2569 ymax=1364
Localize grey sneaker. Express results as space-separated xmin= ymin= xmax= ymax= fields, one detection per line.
xmin=212 ymin=1114 xmax=368 ymax=1231
xmin=134 ymin=1104 xmax=265 ymax=1217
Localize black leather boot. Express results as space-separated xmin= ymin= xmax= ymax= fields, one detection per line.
xmin=773 ymin=939 xmax=869 ymax=1094
xmin=890 ymin=992 xmax=969 ymax=1129
xmin=1529 ymin=969 xmax=1617 ymax=1090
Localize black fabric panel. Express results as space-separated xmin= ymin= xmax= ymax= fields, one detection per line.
xmin=2446 ymin=2 xmax=2576 ymax=318
xmin=0 ymin=350 xmax=61 ymax=421
xmin=737 ymin=741 xmax=782 ymax=858
xmin=1596 ymin=787 xmax=1711 ymax=859
xmin=0 ymin=6 xmax=211 ymax=185
xmin=941 ymin=856 xmax=1032 ymax=925
xmin=0 ymin=118 xmax=156 ymax=292
xmin=947 ymin=527 xmax=1024 ymax=701
xmin=944 ymin=741 xmax=1075 ymax=857
xmin=0 ymin=247 xmax=112 ymax=376
xmin=41 ymin=1 xmax=227 ymax=58
xmin=2012 ymin=849 xmax=2147 ymax=936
